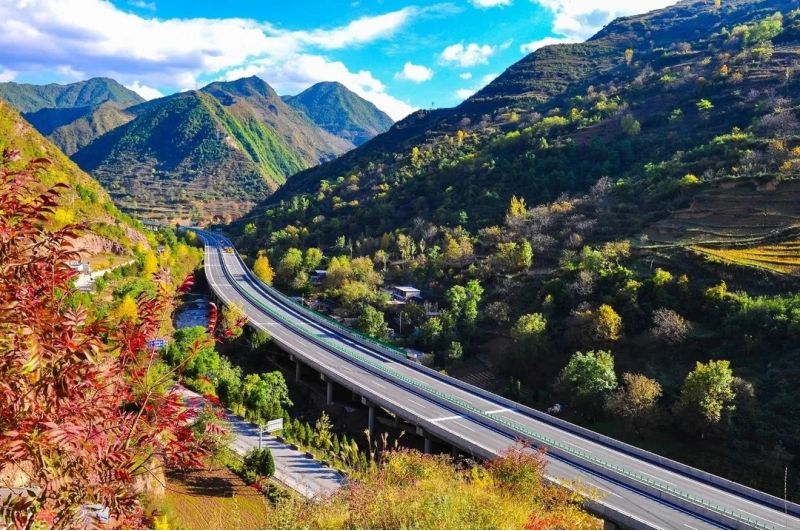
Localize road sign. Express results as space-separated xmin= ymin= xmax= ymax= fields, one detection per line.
xmin=148 ymin=338 xmax=166 ymax=349
xmin=265 ymin=418 xmax=284 ymax=433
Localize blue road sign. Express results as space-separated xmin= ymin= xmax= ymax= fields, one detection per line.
xmin=148 ymin=338 xmax=166 ymax=349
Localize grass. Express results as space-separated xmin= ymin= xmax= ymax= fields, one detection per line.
xmin=692 ymin=240 xmax=800 ymax=275
xmin=161 ymin=466 xmax=270 ymax=530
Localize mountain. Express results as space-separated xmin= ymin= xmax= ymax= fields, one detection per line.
xmin=230 ymin=0 xmax=800 ymax=499
xmin=72 ymin=76 xmax=353 ymax=222
xmin=283 ymin=82 xmax=394 ymax=146
xmin=0 ymin=98 xmax=146 ymax=258
xmin=24 ymin=102 xmax=136 ymax=155
xmin=0 ymin=77 xmax=144 ymax=114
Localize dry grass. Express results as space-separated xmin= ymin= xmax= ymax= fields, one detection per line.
xmin=162 ymin=466 xmax=269 ymax=530
xmin=692 ymin=240 xmax=800 ymax=275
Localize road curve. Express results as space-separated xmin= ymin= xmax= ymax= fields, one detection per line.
xmin=197 ymin=230 xmax=800 ymax=531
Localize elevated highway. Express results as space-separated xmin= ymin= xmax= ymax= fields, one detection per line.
xmin=198 ymin=230 xmax=800 ymax=530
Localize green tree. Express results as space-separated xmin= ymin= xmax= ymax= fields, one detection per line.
xmin=243 ymin=222 xmax=257 ymax=238
xmin=447 ymin=341 xmax=464 ymax=364
xmin=164 ymin=326 xmax=217 ymax=378
xmin=621 ymin=113 xmax=641 ymax=136
xmin=697 ymin=99 xmax=714 ymax=118
xmin=221 ymin=302 xmax=246 ymax=339
xmin=249 ymin=330 xmax=272 ymax=351
xmin=253 ymin=255 xmax=275 ymax=285
xmin=243 ymin=372 xmax=293 ymax=424
xmin=276 ymin=248 xmax=304 ymax=287
xmin=243 ymin=447 xmax=275 ymax=477
xmin=517 ymin=240 xmax=533 ymax=269
xmin=421 ymin=316 xmax=444 ymax=350
xmin=358 ymin=306 xmax=388 ymax=340
xmin=677 ymin=360 xmax=736 ymax=434
xmin=557 ymin=351 xmax=618 ymax=416
xmin=464 ymin=280 xmax=484 ymax=326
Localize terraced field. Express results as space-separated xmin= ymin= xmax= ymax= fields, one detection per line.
xmin=692 ymin=240 xmax=800 ymax=276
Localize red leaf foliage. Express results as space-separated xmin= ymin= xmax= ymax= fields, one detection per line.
xmin=0 ymin=149 xmax=223 ymax=529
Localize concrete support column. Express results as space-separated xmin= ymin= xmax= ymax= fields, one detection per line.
xmin=295 ymin=360 xmax=302 ymax=382
xmin=271 ymin=351 xmax=277 ymax=363
xmin=351 ymin=391 xmax=358 ymax=401
xmin=394 ymin=415 xmax=402 ymax=429
xmin=367 ymin=405 xmax=376 ymax=437
xmin=326 ymin=381 xmax=334 ymax=405
xmin=424 ymin=437 xmax=433 ymax=454
xmin=451 ymin=445 xmax=459 ymax=458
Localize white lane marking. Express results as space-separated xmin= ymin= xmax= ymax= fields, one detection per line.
xmin=453 ymin=421 xmax=476 ymax=433
xmin=485 ymin=408 xmax=511 ymax=414
xmin=408 ymin=399 xmax=428 ymax=409
xmin=582 ymin=482 xmax=622 ymax=499
xmin=430 ymin=415 xmax=463 ymax=422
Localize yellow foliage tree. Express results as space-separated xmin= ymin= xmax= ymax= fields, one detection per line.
xmin=624 ymin=48 xmax=634 ymax=65
xmin=594 ymin=304 xmax=623 ymax=342
xmin=116 ymin=294 xmax=138 ymax=322
xmin=507 ymin=195 xmax=527 ymax=219
xmin=253 ymin=255 xmax=275 ymax=285
xmin=142 ymin=251 xmax=158 ymax=277
xmin=715 ymin=0 xmax=721 ymax=7
xmin=457 ymin=130 xmax=466 ymax=145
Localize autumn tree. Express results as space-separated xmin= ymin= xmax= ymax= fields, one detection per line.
xmin=624 ymin=48 xmax=634 ymax=65
xmin=606 ymin=373 xmax=662 ymax=435
xmin=0 ymin=149 xmax=220 ymax=528
xmin=511 ymin=314 xmax=547 ymax=350
xmin=304 ymin=247 xmax=324 ymax=271
xmin=276 ymin=248 xmax=304 ymax=287
xmin=593 ymin=304 xmax=623 ymax=342
xmin=253 ymin=255 xmax=275 ymax=285
xmin=651 ymin=308 xmax=691 ymax=344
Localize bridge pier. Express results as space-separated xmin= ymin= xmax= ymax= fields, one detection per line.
xmin=394 ymin=415 xmax=402 ymax=429
xmin=290 ymin=355 xmax=302 ymax=382
xmin=320 ymin=373 xmax=334 ymax=405
xmin=451 ymin=445 xmax=459 ymax=458
xmin=362 ymin=398 xmax=376 ymax=437
xmin=424 ymin=437 xmax=433 ymax=454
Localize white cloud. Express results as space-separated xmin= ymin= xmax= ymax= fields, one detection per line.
xmin=480 ymin=72 xmax=499 ymax=85
xmin=455 ymin=88 xmax=477 ymax=100
xmin=128 ymin=0 xmax=156 ymax=10
xmin=530 ymin=0 xmax=679 ymax=41
xmin=126 ymin=81 xmax=163 ymax=100
xmin=0 ymin=68 xmax=17 ymax=82
xmin=459 ymin=72 xmax=472 ymax=79
xmin=394 ymin=62 xmax=434 ymax=83
xmin=469 ymin=0 xmax=512 ymax=8
xmin=520 ymin=36 xmax=579 ymax=53
xmin=440 ymin=43 xmax=496 ymax=67
xmin=0 ymin=0 xmax=422 ymax=118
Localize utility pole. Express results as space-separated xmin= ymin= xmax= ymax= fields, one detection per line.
xmin=259 ymin=425 xmax=264 ymax=450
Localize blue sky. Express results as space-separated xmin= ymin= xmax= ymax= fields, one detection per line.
xmin=0 ymin=0 xmax=676 ymax=120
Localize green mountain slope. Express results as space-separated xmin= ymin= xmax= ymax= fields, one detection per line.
xmin=72 ymin=77 xmax=352 ymax=222
xmin=0 ymin=98 xmax=146 ymax=257
xmin=230 ymin=0 xmax=800 ymax=499
xmin=0 ymin=77 xmax=144 ymax=114
xmin=24 ymin=102 xmax=136 ymax=155
xmin=283 ymin=82 xmax=394 ymax=146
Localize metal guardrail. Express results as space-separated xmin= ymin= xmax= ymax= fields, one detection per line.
xmin=207 ymin=240 xmax=771 ymax=530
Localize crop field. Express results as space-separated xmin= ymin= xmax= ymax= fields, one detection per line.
xmin=692 ymin=240 xmax=800 ymax=276
xmin=162 ymin=466 xmax=269 ymax=529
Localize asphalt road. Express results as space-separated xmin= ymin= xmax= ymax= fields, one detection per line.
xmin=199 ymin=231 xmax=800 ymax=530
xmin=177 ymin=386 xmax=344 ymax=498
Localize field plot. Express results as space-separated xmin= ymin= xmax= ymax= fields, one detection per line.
xmin=163 ymin=467 xmax=269 ymax=529
xmin=692 ymin=240 xmax=800 ymax=275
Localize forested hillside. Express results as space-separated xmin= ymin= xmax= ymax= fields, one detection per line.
xmin=72 ymin=77 xmax=353 ymax=222
xmin=231 ymin=0 xmax=800 ymax=499
xmin=284 ymin=82 xmax=394 ymax=146
xmin=0 ymin=98 xmax=146 ymax=258
xmin=0 ymin=77 xmax=144 ymax=113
